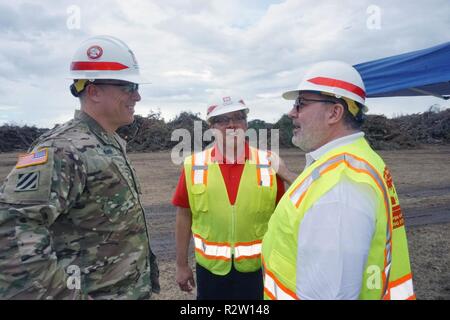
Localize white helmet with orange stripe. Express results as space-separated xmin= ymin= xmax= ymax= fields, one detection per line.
xmin=69 ymin=35 xmax=145 ymax=83
xmin=282 ymin=60 xmax=368 ymax=113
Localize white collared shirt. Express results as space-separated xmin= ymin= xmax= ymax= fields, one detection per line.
xmin=304 ymin=132 xmax=365 ymax=168
xmin=296 ymin=132 xmax=377 ymax=300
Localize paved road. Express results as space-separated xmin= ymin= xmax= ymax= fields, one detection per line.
xmin=405 ymin=205 xmax=450 ymax=226
xmin=396 ymin=184 xmax=450 ymax=226
xmin=144 ymin=201 xmax=450 ymax=258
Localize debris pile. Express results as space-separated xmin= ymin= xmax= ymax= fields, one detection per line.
xmin=0 ymin=125 xmax=48 ymax=152
xmin=363 ymin=108 xmax=450 ymax=149
xmin=1 ymin=108 xmax=449 ymax=153
xmin=117 ymin=111 xmax=172 ymax=152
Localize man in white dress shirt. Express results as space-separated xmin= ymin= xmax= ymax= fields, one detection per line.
xmin=262 ymin=61 xmax=414 ymax=300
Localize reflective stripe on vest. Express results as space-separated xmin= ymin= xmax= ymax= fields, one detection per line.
xmin=288 ymin=152 xmax=393 ymax=297
xmin=191 ymin=150 xmax=210 ymax=185
xmin=194 ymin=234 xmax=263 ymax=261
xmin=263 ymin=262 xmax=298 ymax=300
xmin=193 ymin=234 xmax=231 ymax=261
xmin=234 ymin=240 xmax=262 ymax=261
xmin=256 ymin=149 xmax=273 ymax=187
xmin=384 ymin=273 xmax=415 ymax=300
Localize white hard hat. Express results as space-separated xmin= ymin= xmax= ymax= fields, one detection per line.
xmin=282 ymin=60 xmax=368 ymax=112
xmin=206 ymin=96 xmax=249 ymax=121
xmin=68 ymin=35 xmax=146 ymax=83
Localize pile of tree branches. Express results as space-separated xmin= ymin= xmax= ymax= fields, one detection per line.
xmin=363 ymin=108 xmax=450 ymax=149
xmin=0 ymin=125 xmax=48 ymax=152
xmin=1 ymin=108 xmax=449 ymax=153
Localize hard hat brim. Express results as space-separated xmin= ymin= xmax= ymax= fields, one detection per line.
xmin=67 ymin=72 xmax=150 ymax=84
xmin=282 ymin=89 xmax=369 ymax=113
xmin=207 ymin=105 xmax=249 ymax=120
xmin=282 ymin=90 xmax=300 ymax=100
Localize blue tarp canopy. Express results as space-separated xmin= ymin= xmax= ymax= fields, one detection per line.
xmin=354 ymin=41 xmax=450 ymax=100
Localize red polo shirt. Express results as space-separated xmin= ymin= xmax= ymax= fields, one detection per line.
xmin=172 ymin=143 xmax=286 ymax=208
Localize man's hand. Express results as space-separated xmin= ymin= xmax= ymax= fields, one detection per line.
xmin=176 ymin=264 xmax=196 ymax=292
xmin=268 ymin=151 xmax=298 ymax=185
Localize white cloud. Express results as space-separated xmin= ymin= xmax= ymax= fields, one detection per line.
xmin=0 ymin=0 xmax=449 ymax=128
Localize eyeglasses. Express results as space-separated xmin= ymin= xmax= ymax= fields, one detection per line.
xmin=92 ymin=81 xmax=139 ymax=93
xmin=211 ymin=114 xmax=247 ymax=125
xmin=293 ymin=96 xmax=336 ymax=112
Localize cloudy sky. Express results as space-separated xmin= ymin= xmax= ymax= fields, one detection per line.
xmin=0 ymin=0 xmax=449 ymax=128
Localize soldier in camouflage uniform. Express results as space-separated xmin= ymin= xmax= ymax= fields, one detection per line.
xmin=0 ymin=35 xmax=159 ymax=299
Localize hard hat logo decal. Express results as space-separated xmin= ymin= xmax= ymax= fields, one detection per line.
xmin=223 ymin=96 xmax=232 ymax=105
xmin=86 ymin=45 xmax=103 ymax=59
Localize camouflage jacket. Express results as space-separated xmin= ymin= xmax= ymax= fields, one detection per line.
xmin=0 ymin=110 xmax=159 ymax=299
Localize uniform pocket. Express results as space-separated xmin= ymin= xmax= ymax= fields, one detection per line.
xmin=268 ymin=249 xmax=296 ymax=290
xmin=254 ymin=185 xmax=276 ymax=237
xmin=256 ymin=184 xmax=276 ymax=214
xmin=190 ymin=184 xmax=210 ymax=237
xmin=191 ymin=184 xmax=208 ymax=213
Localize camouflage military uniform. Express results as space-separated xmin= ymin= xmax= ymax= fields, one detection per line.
xmin=0 ymin=110 xmax=159 ymax=299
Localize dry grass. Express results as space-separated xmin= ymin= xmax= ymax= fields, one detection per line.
xmin=1 ymin=146 xmax=450 ymax=300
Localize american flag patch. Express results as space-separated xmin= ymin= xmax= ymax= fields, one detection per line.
xmin=15 ymin=149 xmax=48 ymax=169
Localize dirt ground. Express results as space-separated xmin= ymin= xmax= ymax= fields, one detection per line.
xmin=0 ymin=146 xmax=449 ymax=300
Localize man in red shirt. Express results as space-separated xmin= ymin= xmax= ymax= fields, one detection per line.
xmin=173 ymin=96 xmax=285 ymax=300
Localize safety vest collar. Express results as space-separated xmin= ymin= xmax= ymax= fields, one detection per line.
xmin=190 ymin=147 xmax=274 ymax=187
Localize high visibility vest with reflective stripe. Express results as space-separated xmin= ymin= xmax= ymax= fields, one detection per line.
xmin=261 ymin=137 xmax=415 ymax=300
xmin=185 ymin=146 xmax=278 ymax=275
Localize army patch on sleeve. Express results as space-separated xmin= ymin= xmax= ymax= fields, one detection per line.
xmin=15 ymin=149 xmax=48 ymax=169
xmin=15 ymin=171 xmax=40 ymax=192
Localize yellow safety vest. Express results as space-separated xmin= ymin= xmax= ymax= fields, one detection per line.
xmin=184 ymin=146 xmax=278 ymax=275
xmin=262 ymin=137 xmax=415 ymax=300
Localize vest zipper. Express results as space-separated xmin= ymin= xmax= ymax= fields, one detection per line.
xmin=231 ymin=205 xmax=236 ymax=257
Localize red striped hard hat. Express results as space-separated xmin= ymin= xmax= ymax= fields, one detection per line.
xmin=69 ymin=35 xmax=146 ymax=83
xmin=282 ymin=60 xmax=368 ymax=112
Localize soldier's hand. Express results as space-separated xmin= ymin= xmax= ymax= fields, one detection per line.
xmin=176 ymin=264 xmax=195 ymax=292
